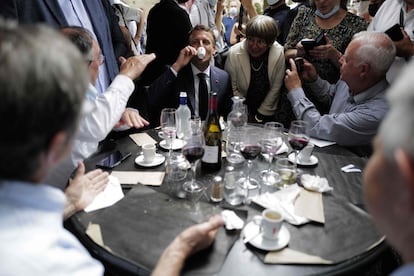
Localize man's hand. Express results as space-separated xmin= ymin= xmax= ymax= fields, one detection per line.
xmin=152 ymin=215 xmax=225 ymax=276
xmin=394 ymin=29 xmax=414 ymax=58
xmin=119 ymin=53 xmax=156 ymax=80
xmin=284 ymin=58 xmax=302 ymax=92
xmin=114 ymin=108 xmax=149 ymax=129
xmin=64 ymin=162 xmax=109 ymax=219
xmin=171 ymin=46 xmax=197 ymax=73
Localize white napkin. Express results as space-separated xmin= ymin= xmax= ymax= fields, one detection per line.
xmin=84 ymin=175 xmax=124 ymax=212
xmin=252 ymin=184 xmax=309 ymax=225
xmin=277 ymin=142 xmax=289 ymax=155
xmin=301 ymin=174 xmax=333 ymax=193
xmin=221 ymin=210 xmax=244 ymax=230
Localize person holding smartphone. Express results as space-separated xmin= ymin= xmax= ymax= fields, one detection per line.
xmin=284 ymin=0 xmax=367 ymax=114
xmin=367 ymin=0 xmax=414 ymax=83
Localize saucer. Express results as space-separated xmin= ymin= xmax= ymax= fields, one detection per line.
xmin=243 ymin=221 xmax=290 ymax=251
xmin=288 ymin=152 xmax=318 ymax=166
xmin=135 ymin=153 xmax=165 ymax=167
xmin=159 ymin=139 xmax=186 ymax=150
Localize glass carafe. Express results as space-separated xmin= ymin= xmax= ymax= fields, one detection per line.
xmin=226 ymin=96 xmax=247 ymax=164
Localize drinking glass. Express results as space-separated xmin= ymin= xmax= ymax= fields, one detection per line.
xmin=160 ymin=108 xmax=177 ymax=158
xmin=260 ymin=122 xmax=284 ymax=186
xmin=276 ymin=157 xmax=297 ymax=189
xmin=288 ymin=120 xmax=310 ymax=171
xmin=237 ymin=127 xmax=262 ymax=196
xmin=182 ymin=132 xmax=205 ymax=193
xmin=190 ymin=115 xmax=202 ymax=135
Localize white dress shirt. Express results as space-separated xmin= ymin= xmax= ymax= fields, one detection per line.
xmin=71 ymin=74 xmax=135 ymax=164
xmin=368 ymin=0 xmax=414 ymax=83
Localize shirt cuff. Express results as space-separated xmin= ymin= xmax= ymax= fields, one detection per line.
xmin=169 ymin=66 xmax=178 ymax=77
xmin=110 ymin=74 xmax=135 ymax=96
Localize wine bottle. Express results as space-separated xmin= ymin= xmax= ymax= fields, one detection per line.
xmin=201 ymin=92 xmax=222 ymax=172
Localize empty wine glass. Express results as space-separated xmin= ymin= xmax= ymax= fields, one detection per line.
xmin=260 ymin=122 xmax=284 ymax=186
xmin=288 ymin=120 xmax=310 ymax=171
xmin=182 ymin=132 xmax=205 ymax=193
xmin=237 ymin=127 xmax=262 ymax=200
xmin=160 ymin=108 xmax=177 ymax=158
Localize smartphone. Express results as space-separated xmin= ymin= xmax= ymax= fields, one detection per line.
xmin=96 ymin=150 xmax=132 ymax=169
xmin=301 ymin=32 xmax=327 ymax=51
xmin=385 ymin=24 xmax=404 ymax=41
xmin=294 ymin=57 xmax=304 ymax=75
xmin=301 ymin=39 xmax=317 ymax=51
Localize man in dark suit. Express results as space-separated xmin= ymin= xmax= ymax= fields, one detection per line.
xmin=0 ymin=0 xmax=127 ymax=92
xmin=148 ymin=24 xmax=233 ymax=124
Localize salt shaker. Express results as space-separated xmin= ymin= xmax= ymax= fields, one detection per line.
xmin=210 ymin=175 xmax=224 ymax=202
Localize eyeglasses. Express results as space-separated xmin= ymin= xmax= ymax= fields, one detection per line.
xmin=246 ymin=36 xmax=267 ymax=47
xmin=89 ymin=54 xmax=105 ymax=65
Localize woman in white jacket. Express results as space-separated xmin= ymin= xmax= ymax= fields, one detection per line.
xmin=224 ymin=15 xmax=285 ymax=123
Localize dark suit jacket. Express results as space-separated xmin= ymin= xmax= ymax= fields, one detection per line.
xmin=0 ymin=0 xmax=127 ymax=82
xmin=148 ymin=64 xmax=233 ymax=124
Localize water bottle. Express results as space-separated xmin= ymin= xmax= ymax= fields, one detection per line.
xmin=176 ymin=92 xmax=192 ymax=140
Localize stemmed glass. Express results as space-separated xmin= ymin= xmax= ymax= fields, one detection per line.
xmin=288 ymin=120 xmax=310 ymax=171
xmin=260 ymin=122 xmax=284 ymax=185
xmin=160 ymin=108 xmax=177 ymax=158
xmin=182 ymin=132 xmax=205 ymax=212
xmin=237 ymin=127 xmax=262 ymax=195
xmin=182 ymin=132 xmax=205 ymax=193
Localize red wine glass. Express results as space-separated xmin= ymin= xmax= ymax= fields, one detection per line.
xmin=288 ymin=120 xmax=310 ymax=171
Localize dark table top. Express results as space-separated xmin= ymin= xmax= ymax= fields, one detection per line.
xmin=67 ymin=129 xmax=386 ymax=276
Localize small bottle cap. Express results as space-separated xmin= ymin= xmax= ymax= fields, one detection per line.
xmin=213 ymin=175 xmax=223 ymax=182
xmin=180 ymin=92 xmax=187 ymax=98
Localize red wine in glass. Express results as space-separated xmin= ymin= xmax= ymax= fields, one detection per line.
xmin=240 ymin=144 xmax=262 ymax=160
xmin=182 ymin=146 xmax=205 ymax=163
xmin=289 ymin=137 xmax=309 ymax=151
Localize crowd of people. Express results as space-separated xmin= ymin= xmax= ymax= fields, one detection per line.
xmin=0 ymin=0 xmax=414 ymax=275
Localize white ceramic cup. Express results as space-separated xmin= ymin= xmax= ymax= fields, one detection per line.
xmin=255 ymin=209 xmax=284 ymax=240
xmin=298 ymin=143 xmax=314 ymax=162
xmin=142 ymin=143 xmax=156 ymax=163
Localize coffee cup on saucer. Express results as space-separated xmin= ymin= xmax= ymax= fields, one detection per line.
xmin=298 ymin=143 xmax=314 ymax=163
xmin=254 ymin=209 xmax=284 ymax=240
xmin=142 ymin=143 xmax=156 ymax=163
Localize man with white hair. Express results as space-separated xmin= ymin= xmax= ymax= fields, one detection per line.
xmin=284 ymin=31 xmax=396 ymax=148
xmin=363 ymin=60 xmax=414 ymax=275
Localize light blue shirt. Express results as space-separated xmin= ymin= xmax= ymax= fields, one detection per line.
xmin=0 ymin=181 xmax=104 ymax=275
xmin=287 ymin=78 xmax=389 ymax=146
xmin=58 ymin=0 xmax=110 ymax=94
xmin=391 ymin=264 xmax=414 ymax=276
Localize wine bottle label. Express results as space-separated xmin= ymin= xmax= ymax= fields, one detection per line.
xmin=202 ymin=145 xmax=219 ymax=163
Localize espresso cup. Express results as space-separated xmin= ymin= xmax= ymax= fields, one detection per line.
xmin=298 ymin=143 xmax=314 ymax=163
xmin=260 ymin=209 xmax=283 ymax=240
xmin=142 ymin=143 xmax=156 ymax=163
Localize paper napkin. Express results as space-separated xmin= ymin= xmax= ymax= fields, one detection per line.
xmin=110 ymin=171 xmax=165 ymax=186
xmin=129 ymin=133 xmax=157 ymax=146
xmin=84 ymin=175 xmax=124 ymax=212
xmin=301 ymin=174 xmax=333 ymax=193
xmin=265 ymin=248 xmax=332 ymax=264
